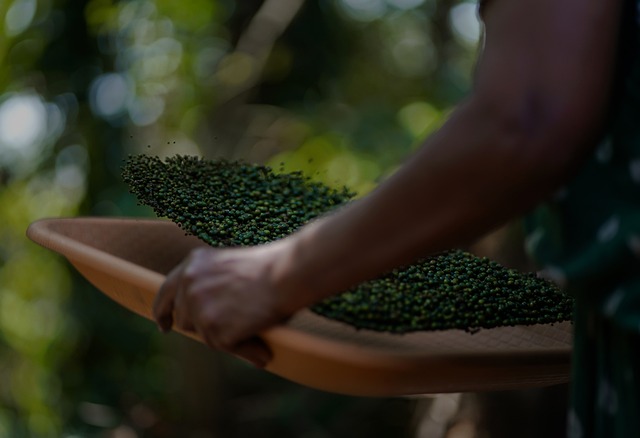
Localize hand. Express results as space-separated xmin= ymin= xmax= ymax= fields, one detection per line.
xmin=153 ymin=244 xmax=291 ymax=368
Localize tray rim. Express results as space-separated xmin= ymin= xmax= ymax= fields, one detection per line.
xmin=26 ymin=216 xmax=573 ymax=396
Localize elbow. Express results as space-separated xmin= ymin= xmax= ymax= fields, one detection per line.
xmin=469 ymin=89 xmax=602 ymax=183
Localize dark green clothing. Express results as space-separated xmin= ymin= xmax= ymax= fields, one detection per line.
xmin=522 ymin=1 xmax=640 ymax=436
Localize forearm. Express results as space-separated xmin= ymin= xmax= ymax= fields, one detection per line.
xmin=270 ymin=94 xmax=602 ymax=312
xmin=267 ymin=0 xmax=623 ymax=313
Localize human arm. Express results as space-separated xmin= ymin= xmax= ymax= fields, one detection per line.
xmin=154 ymin=0 xmax=623 ymax=366
xmin=270 ymin=0 xmax=624 ymax=310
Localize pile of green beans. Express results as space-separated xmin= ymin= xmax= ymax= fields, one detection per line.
xmin=123 ymin=154 xmax=573 ymax=333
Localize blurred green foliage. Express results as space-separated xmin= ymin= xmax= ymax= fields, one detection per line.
xmin=0 ymin=0 xmax=480 ymax=436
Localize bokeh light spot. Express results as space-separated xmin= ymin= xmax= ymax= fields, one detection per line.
xmin=194 ymin=44 xmax=227 ymax=78
xmin=449 ymin=2 xmax=481 ymax=45
xmin=89 ymin=73 xmax=131 ymax=119
xmin=128 ymin=96 xmax=165 ymax=126
xmin=397 ymin=101 xmax=441 ymax=138
xmin=141 ymin=37 xmax=183 ymax=78
xmin=0 ymin=94 xmax=47 ymax=157
xmin=4 ymin=0 xmax=37 ymax=37
xmin=386 ymin=0 xmax=425 ymax=10
xmin=338 ymin=0 xmax=387 ymax=21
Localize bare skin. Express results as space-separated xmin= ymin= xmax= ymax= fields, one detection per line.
xmin=154 ymin=0 xmax=623 ymax=367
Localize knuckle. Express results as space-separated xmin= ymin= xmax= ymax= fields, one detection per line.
xmin=191 ymin=246 xmax=210 ymax=257
xmin=191 ymin=246 xmax=215 ymax=261
xmin=190 ymin=247 xmax=207 ymax=259
xmin=182 ymin=265 xmax=199 ymax=282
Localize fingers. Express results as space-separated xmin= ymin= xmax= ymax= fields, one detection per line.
xmin=193 ymin=302 xmax=274 ymax=367
xmin=153 ymin=247 xmax=276 ymax=368
xmin=153 ymin=261 xmax=185 ymax=332
xmin=173 ymin=284 xmax=196 ymax=332
xmin=232 ymin=337 xmax=272 ymax=368
xmin=201 ymin=332 xmax=272 ymax=368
